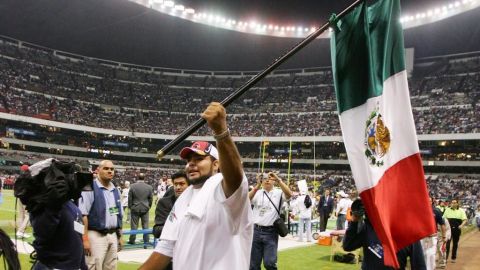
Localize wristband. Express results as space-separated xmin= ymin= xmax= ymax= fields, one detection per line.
xmin=82 ymin=235 xmax=89 ymax=241
xmin=213 ymin=128 xmax=230 ymax=141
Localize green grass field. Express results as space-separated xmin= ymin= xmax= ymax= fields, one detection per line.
xmin=1 ymin=189 xmax=357 ymax=269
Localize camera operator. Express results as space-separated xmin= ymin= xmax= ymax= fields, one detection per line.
xmin=14 ymin=158 xmax=89 ymax=270
xmin=343 ymin=199 xmax=426 ymax=270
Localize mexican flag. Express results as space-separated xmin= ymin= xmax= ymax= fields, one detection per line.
xmin=331 ymin=0 xmax=436 ymax=267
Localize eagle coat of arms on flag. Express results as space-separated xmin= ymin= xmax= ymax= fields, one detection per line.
xmin=364 ymin=106 xmax=391 ymax=167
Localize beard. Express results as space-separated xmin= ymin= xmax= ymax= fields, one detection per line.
xmin=188 ymin=175 xmax=210 ymax=186
xmin=187 ymin=165 xmax=216 ymax=186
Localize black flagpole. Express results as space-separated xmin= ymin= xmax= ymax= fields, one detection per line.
xmin=157 ymin=0 xmax=364 ymax=159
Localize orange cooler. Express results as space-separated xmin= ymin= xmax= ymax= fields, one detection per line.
xmin=317 ymin=235 xmax=332 ymax=246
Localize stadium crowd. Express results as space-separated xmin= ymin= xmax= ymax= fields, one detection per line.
xmin=0 ymin=39 xmax=479 ymax=137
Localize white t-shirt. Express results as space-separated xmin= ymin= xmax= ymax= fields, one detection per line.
xmin=336 ymin=197 xmax=352 ymax=215
xmin=155 ymin=173 xmax=253 ymax=270
xmin=293 ymin=194 xmax=316 ymax=219
xmin=251 ymin=188 xmax=285 ymax=226
xmin=157 ymin=182 xmax=167 ymax=198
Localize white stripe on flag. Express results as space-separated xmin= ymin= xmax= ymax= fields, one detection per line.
xmin=339 ymin=70 xmax=419 ymax=192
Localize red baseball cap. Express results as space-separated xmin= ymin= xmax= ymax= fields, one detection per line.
xmin=180 ymin=141 xmax=219 ymax=160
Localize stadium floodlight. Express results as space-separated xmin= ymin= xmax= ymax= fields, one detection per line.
xmin=131 ymin=0 xmax=480 ymax=38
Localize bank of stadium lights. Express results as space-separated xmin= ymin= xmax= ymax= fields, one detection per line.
xmin=133 ymin=0 xmax=480 ymax=38
xmin=400 ymin=0 xmax=479 ymax=25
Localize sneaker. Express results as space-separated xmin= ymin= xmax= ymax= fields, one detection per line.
xmin=451 ymin=259 xmax=456 ymax=263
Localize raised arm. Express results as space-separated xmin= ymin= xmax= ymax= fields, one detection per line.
xmin=202 ymin=102 xmax=243 ymax=198
xmin=269 ymin=172 xmax=292 ymax=199
xmin=248 ymin=174 xmax=262 ymax=200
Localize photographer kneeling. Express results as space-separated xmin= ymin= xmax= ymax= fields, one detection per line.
xmin=14 ymin=158 xmax=90 ymax=270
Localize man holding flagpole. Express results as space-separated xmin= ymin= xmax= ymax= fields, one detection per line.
xmin=330 ymin=0 xmax=436 ymax=267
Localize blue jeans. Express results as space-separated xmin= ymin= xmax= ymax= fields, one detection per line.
xmin=250 ymin=225 xmax=279 ymax=270
xmin=336 ymin=214 xmax=346 ymax=230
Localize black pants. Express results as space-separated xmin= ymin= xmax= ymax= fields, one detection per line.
xmin=319 ymin=212 xmax=330 ymax=232
xmin=446 ymin=227 xmax=461 ymax=260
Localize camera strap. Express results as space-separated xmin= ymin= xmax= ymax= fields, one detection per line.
xmin=263 ymin=191 xmax=283 ymax=217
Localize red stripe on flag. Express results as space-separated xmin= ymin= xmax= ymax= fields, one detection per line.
xmin=360 ymin=153 xmax=436 ymax=268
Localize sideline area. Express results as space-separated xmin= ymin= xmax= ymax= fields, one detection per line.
xmin=13 ymin=234 xmax=316 ymax=264
xmin=13 ymin=230 xmax=480 ymax=268
xmin=116 ymin=234 xmax=316 ymax=263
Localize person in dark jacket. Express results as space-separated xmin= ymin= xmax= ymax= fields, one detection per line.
xmin=151 ymin=172 xmax=189 ymax=270
xmin=152 ymin=172 xmax=189 ymax=238
xmin=31 ymin=201 xmax=87 ymax=270
xmin=317 ymin=189 xmax=334 ymax=232
xmin=17 ymin=158 xmax=88 ymax=270
xmin=152 ymin=187 xmax=175 ymax=239
xmin=128 ymin=173 xmax=154 ymax=245
xmin=343 ymin=199 xmax=426 ymax=270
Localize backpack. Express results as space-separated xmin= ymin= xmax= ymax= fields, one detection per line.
xmin=304 ymin=195 xmax=312 ymax=208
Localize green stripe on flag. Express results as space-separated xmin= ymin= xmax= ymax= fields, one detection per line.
xmin=331 ymin=0 xmax=406 ymax=114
